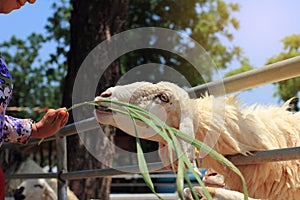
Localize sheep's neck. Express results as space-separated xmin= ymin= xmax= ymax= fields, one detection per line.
xmin=195 ymin=95 xmax=269 ymax=157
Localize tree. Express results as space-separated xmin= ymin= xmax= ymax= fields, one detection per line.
xmin=0 ymin=34 xmax=62 ymax=120
xmin=124 ymin=0 xmax=242 ymax=86
xmin=266 ymin=34 xmax=300 ymax=111
xmin=63 ymin=1 xmax=129 ymax=199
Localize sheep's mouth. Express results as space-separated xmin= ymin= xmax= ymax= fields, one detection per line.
xmin=95 ymin=105 xmax=113 ymax=114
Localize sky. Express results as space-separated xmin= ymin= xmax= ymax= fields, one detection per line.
xmin=0 ymin=0 xmax=299 ymax=106
xmin=226 ymin=0 xmax=300 ymax=106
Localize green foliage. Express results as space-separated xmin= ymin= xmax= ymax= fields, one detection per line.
xmin=266 ymin=34 xmax=300 ymax=110
xmin=124 ymin=0 xmax=242 ymax=86
xmin=224 ymin=64 xmax=252 ymax=78
xmin=281 ymin=34 xmax=300 ymax=52
xmin=0 ymin=0 xmax=71 ymax=121
xmin=224 ymin=58 xmax=253 ymax=78
xmin=1 ymin=34 xmax=54 ymax=120
xmin=45 ymin=0 xmax=71 ymax=65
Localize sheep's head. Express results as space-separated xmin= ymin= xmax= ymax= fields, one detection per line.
xmin=14 ymin=179 xmax=57 ymax=200
xmin=94 ymin=81 xmax=198 ymax=167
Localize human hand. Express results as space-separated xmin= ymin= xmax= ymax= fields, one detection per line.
xmin=31 ymin=108 xmax=69 ymax=139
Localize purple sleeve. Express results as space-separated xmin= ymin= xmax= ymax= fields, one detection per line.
xmin=2 ymin=115 xmax=33 ymax=144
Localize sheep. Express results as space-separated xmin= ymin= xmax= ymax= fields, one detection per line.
xmin=13 ymin=178 xmax=78 ymax=200
xmin=8 ymin=160 xmax=78 ymax=200
xmin=94 ymin=81 xmax=300 ymax=200
xmin=7 ymin=160 xmax=47 ymax=195
xmin=14 ymin=179 xmax=57 ymax=200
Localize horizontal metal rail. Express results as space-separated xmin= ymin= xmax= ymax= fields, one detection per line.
xmin=188 ymin=56 xmax=300 ymax=97
xmin=60 ymin=162 xmax=167 ymax=180
xmin=6 ymin=173 xmax=57 ymax=179
xmin=7 ymin=146 xmax=300 ymax=180
xmin=57 ymin=145 xmax=300 ymax=179
xmin=226 ymin=146 xmax=300 ymax=165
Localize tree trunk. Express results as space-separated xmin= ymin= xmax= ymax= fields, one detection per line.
xmin=63 ymin=1 xmax=129 ymax=199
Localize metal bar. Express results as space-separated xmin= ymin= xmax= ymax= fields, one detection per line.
xmin=56 ymin=133 xmax=68 ymax=200
xmin=6 ymin=144 xmax=300 ymax=180
xmin=5 ymin=173 xmax=57 ymax=179
xmin=188 ymin=56 xmax=300 ymax=97
xmin=60 ymin=162 xmax=167 ymax=180
xmin=56 ymin=117 xmax=99 ymax=138
xmin=60 ymin=146 xmax=300 ymax=180
xmin=226 ymin=146 xmax=300 ymax=165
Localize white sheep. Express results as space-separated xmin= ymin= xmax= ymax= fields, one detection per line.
xmin=14 ymin=178 xmax=78 ymax=200
xmin=94 ymin=81 xmax=300 ymax=200
xmin=9 ymin=160 xmax=78 ymax=200
xmin=14 ymin=179 xmax=57 ymax=200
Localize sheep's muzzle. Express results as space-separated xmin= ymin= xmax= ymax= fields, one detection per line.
xmin=14 ymin=186 xmax=26 ymax=200
xmin=94 ymin=104 xmax=114 ymax=114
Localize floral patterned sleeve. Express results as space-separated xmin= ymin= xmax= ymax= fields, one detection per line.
xmin=2 ymin=116 xmax=33 ymax=144
xmin=0 ymin=55 xmax=33 ymax=146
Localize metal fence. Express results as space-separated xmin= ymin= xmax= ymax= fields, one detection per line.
xmin=5 ymin=56 xmax=300 ymax=199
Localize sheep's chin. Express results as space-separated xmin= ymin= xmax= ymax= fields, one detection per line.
xmin=94 ymin=109 xmax=114 ymax=125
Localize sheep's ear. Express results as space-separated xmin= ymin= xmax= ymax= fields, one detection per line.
xmin=179 ymin=114 xmax=195 ymax=162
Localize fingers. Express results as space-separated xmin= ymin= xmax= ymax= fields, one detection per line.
xmin=27 ymin=0 xmax=36 ymax=4
xmin=43 ymin=108 xmax=69 ymax=127
xmin=57 ymin=108 xmax=69 ymax=127
xmin=53 ymin=108 xmax=69 ymax=127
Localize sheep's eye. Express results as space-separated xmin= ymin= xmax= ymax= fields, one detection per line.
xmin=34 ymin=184 xmax=43 ymax=189
xmin=158 ymin=93 xmax=169 ymax=103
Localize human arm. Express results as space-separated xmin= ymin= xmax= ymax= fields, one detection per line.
xmin=3 ymin=108 xmax=68 ymax=144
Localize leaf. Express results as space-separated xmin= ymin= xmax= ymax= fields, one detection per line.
xmin=176 ymin=157 xmax=185 ymax=199
xmin=127 ymin=108 xmax=162 ymax=200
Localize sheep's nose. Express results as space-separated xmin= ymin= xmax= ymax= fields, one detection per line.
xmin=100 ymin=91 xmax=112 ymax=98
xmin=14 ymin=186 xmax=25 ymax=200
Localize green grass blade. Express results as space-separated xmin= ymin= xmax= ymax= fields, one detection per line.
xmin=126 ymin=108 xmax=162 ymax=200
xmin=168 ymin=129 xmax=213 ymax=200
xmin=176 ymin=157 xmax=185 ymax=199
xmin=184 ymin=169 xmax=200 ymax=200
xmin=171 ymin=128 xmax=248 ymax=200
xmin=183 ymin=156 xmax=212 ymax=200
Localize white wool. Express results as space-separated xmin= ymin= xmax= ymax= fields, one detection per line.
xmin=12 ymin=160 xmax=78 ymax=200
xmin=17 ymin=179 xmax=57 ymax=200
xmin=94 ymin=81 xmax=300 ymax=199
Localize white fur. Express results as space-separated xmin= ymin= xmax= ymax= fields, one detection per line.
xmin=16 ymin=179 xmax=57 ymax=200
xmin=94 ymin=81 xmax=300 ymax=199
xmin=12 ymin=160 xmax=78 ymax=200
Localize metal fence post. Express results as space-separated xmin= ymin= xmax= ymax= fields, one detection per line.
xmin=56 ymin=133 xmax=68 ymax=200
